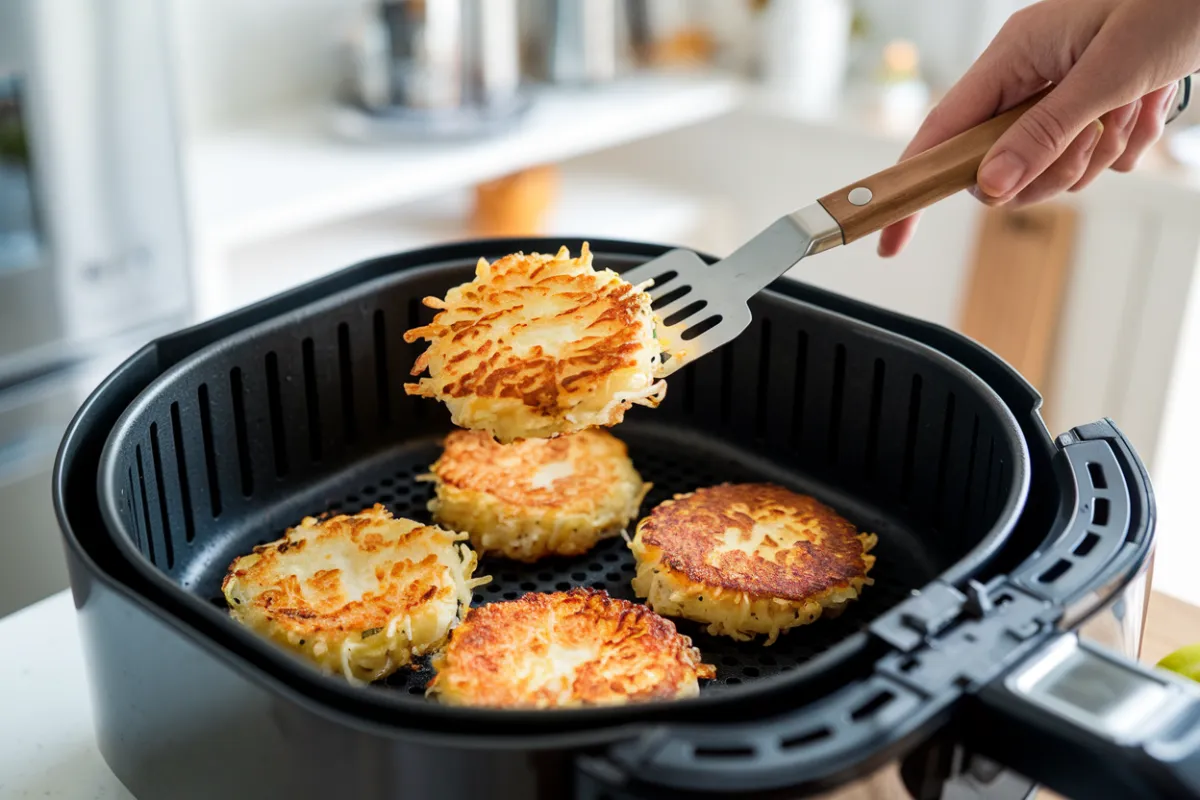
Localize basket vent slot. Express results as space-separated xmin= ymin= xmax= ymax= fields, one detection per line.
xmin=754 ymin=318 xmax=771 ymax=440
xmin=934 ymin=392 xmax=957 ymax=508
xmin=828 ymin=343 xmax=846 ymax=464
xmin=1038 ymin=559 xmax=1072 ymax=584
xmin=373 ymin=310 xmax=391 ymax=430
xmin=302 ymin=337 xmax=322 ymax=462
xmin=265 ymin=352 xmax=289 ymax=478
xmin=149 ymin=422 xmax=174 ymax=568
xmin=865 ymin=358 xmax=885 ymax=478
xmin=229 ymin=367 xmax=253 ymax=497
xmin=169 ymin=401 xmax=195 ymax=542
xmin=994 ymin=458 xmax=1008 ymax=520
xmin=719 ymin=344 xmax=734 ymax=425
xmin=693 ymin=744 xmax=755 ymax=759
xmin=789 ymin=329 xmax=809 ymax=447
xmin=782 ymin=727 xmax=832 ymax=750
xmin=1074 ymin=531 xmax=1101 ymax=557
xmin=1087 ymin=461 xmax=1107 ymax=489
xmin=127 ymin=467 xmax=140 ymax=552
xmin=959 ymin=416 xmax=981 ymax=531
xmin=901 ymin=374 xmax=923 ymax=496
xmin=850 ymin=689 xmax=895 ymax=721
xmin=1091 ymin=498 xmax=1110 ymax=527
xmin=197 ymin=382 xmax=222 ymax=518
xmin=980 ymin=438 xmax=996 ymax=526
xmin=337 ymin=322 xmax=357 ymax=444
xmin=135 ymin=445 xmax=156 ymax=564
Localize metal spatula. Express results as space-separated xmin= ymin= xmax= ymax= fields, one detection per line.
xmin=624 ymin=92 xmax=1046 ymax=377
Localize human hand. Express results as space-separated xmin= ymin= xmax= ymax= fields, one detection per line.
xmin=878 ymin=0 xmax=1200 ymax=258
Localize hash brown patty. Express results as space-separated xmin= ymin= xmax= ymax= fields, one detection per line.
xmin=630 ymin=483 xmax=876 ymax=644
xmin=428 ymin=428 xmax=650 ymax=562
xmin=426 ymin=589 xmax=716 ymax=708
xmin=403 ymin=244 xmax=665 ymax=443
xmin=222 ymin=504 xmax=488 ymax=685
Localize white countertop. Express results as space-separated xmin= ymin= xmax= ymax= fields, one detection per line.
xmin=0 ymin=590 xmax=132 ymax=800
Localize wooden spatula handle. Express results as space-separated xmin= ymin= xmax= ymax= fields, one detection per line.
xmin=818 ymin=89 xmax=1050 ymax=244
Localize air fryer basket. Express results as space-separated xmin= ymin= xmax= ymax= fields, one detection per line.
xmin=96 ymin=245 xmax=1028 ymax=722
xmin=58 ymin=238 xmax=1198 ymax=800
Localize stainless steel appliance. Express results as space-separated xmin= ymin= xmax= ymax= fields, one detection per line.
xmin=547 ymin=0 xmax=628 ymax=84
xmin=335 ymin=0 xmax=527 ymax=140
xmin=0 ymin=0 xmax=191 ymax=616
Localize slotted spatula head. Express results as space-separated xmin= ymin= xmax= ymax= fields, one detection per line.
xmin=622 ymin=204 xmax=843 ymax=377
xmin=620 ymin=89 xmax=1053 ymax=378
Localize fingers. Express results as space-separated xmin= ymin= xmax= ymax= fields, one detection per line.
xmin=877 ymin=212 xmax=920 ymax=257
xmin=975 ymin=31 xmax=1154 ymax=204
xmin=1069 ymin=100 xmax=1141 ymax=192
xmin=1112 ymin=83 xmax=1176 ymax=172
xmin=976 ymin=89 xmax=1093 ymax=201
xmin=1009 ymin=120 xmax=1104 ymax=207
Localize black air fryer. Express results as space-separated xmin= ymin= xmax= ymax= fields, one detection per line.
xmin=53 ymin=240 xmax=1200 ymax=800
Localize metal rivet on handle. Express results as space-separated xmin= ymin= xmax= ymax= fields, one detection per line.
xmin=848 ymin=186 xmax=873 ymax=206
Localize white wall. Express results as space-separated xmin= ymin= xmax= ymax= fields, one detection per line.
xmin=1149 ymin=242 xmax=1200 ymax=607
xmin=167 ymin=0 xmax=361 ymax=133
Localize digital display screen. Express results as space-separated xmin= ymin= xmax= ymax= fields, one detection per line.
xmin=1039 ymin=656 xmax=1147 ymax=721
xmin=0 ymin=74 xmax=43 ymax=275
xmin=1021 ymin=644 xmax=1172 ymax=739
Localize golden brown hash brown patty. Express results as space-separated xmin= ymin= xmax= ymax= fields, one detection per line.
xmin=402 ymin=243 xmax=664 ymax=443
xmin=222 ymin=504 xmax=486 ymax=684
xmin=631 ymin=483 xmax=876 ymax=644
xmin=428 ymin=428 xmax=650 ymax=561
xmin=426 ymin=589 xmax=716 ymax=708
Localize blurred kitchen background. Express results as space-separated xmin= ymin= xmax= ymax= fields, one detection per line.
xmin=5 ymin=0 xmax=1200 ymax=618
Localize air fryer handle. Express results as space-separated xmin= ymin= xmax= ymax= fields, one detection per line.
xmin=976 ymin=628 xmax=1200 ymax=798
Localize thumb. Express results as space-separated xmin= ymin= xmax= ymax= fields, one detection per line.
xmin=977 ymin=74 xmax=1114 ymax=201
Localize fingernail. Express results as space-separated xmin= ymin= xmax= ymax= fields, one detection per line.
xmin=978 ymin=151 xmax=1027 ymax=198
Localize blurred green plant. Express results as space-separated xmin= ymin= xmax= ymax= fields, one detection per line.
xmin=0 ymin=118 xmax=29 ymax=165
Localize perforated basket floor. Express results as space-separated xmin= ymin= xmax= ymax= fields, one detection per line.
xmin=199 ymin=424 xmax=931 ymax=697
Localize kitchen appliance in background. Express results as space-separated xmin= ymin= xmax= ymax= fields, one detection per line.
xmin=335 ymin=0 xmax=527 ymax=140
xmin=545 ymin=0 xmax=631 ymax=84
xmin=757 ymin=0 xmax=852 ymax=119
xmin=0 ymin=0 xmax=191 ymax=616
